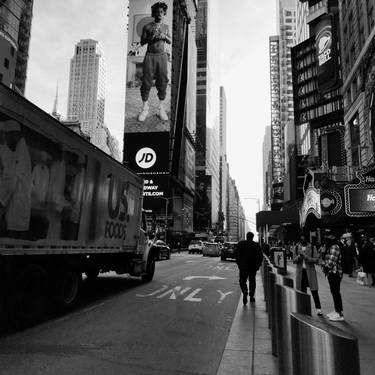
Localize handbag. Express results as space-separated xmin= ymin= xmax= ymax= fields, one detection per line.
xmin=357 ymin=271 xmax=370 ymax=286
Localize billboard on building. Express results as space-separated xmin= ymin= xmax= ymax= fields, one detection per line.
xmin=125 ymin=0 xmax=173 ymax=133
xmin=194 ymin=175 xmax=212 ymax=231
xmin=123 ymin=131 xmax=169 ymax=210
xmin=315 ymin=14 xmax=339 ymax=94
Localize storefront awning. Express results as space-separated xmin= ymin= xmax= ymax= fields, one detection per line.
xmin=256 ymin=206 xmax=299 ymax=230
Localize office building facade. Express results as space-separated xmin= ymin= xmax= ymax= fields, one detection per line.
xmin=194 ymin=0 xmax=220 ymax=233
xmin=0 ymin=0 xmax=34 ymax=93
xmin=67 ymin=39 xmax=108 ymax=153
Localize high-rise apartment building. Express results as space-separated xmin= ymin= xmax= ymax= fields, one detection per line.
xmin=67 ymin=39 xmax=109 ymax=153
xmin=0 ymin=0 xmax=34 ymax=93
xmin=195 ymin=0 xmax=220 ymax=232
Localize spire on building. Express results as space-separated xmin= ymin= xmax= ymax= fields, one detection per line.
xmin=51 ymin=82 xmax=62 ymax=121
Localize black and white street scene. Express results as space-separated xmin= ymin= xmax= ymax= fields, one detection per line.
xmin=1 ymin=1 xmax=375 ymax=374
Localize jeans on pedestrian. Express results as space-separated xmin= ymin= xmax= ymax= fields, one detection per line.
xmin=301 ymin=268 xmax=321 ymax=309
xmin=239 ymin=268 xmax=257 ymax=297
xmin=328 ymin=272 xmax=343 ymax=313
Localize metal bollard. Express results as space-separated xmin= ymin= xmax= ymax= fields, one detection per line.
xmin=270 ymin=275 xmax=295 ymax=357
xmin=290 ymin=312 xmax=360 ymax=375
xmin=265 ymin=265 xmax=274 ymax=312
xmin=275 ymin=284 xmax=311 ymax=375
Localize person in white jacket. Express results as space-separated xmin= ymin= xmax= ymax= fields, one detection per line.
xmin=0 ymin=119 xmax=32 ymax=238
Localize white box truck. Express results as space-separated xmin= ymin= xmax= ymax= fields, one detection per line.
xmin=0 ymin=84 xmax=156 ymax=327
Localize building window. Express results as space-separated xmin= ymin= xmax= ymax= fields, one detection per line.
xmin=4 ymin=58 xmax=9 ymax=69
xmin=10 ymin=46 xmax=15 ymax=57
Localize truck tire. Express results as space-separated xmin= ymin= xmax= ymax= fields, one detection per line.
xmin=142 ymin=253 xmax=155 ymax=283
xmin=54 ymin=267 xmax=81 ymax=311
xmin=14 ymin=264 xmax=49 ymax=326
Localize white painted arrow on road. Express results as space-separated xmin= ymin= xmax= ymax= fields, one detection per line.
xmin=183 ymin=276 xmax=226 ymax=281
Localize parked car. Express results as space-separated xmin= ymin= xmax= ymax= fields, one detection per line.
xmin=188 ymin=240 xmax=204 ymax=254
xmin=153 ymin=240 xmax=171 ymax=260
xmin=221 ymin=242 xmax=238 ymax=261
xmin=202 ymin=242 xmax=221 ymax=257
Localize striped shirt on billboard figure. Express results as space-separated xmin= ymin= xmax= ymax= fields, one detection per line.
xmin=294 ymin=235 xmax=323 ymax=316
xmin=322 ymin=233 xmax=344 ymax=321
xmin=138 ymin=2 xmax=171 ymax=123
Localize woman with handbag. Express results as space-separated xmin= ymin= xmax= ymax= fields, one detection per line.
xmin=294 ymin=235 xmax=323 ymax=316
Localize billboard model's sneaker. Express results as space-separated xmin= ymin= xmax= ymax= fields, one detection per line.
xmin=138 ymin=103 xmax=149 ymax=122
xmin=159 ymin=100 xmax=168 ymax=121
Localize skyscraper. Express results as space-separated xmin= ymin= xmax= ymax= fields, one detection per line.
xmin=195 ymin=0 xmax=220 ymax=233
xmin=219 ymin=86 xmax=228 ymax=231
xmin=67 ymin=39 xmax=108 ymax=153
xmin=0 ymin=0 xmax=34 ymax=93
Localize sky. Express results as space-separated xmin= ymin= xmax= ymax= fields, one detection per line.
xmin=25 ymin=0 xmax=277 ymax=233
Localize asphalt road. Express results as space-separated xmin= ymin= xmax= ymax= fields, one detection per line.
xmin=0 ymin=253 xmax=242 ymax=375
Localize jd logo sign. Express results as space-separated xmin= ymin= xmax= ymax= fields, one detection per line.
xmin=136 ymin=147 xmax=156 ymax=169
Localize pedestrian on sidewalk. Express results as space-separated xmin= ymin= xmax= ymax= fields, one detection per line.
xmin=322 ymin=234 xmax=345 ymax=321
xmin=360 ymin=235 xmax=375 ymax=286
xmin=294 ymin=235 xmax=323 ymax=316
xmin=341 ymin=235 xmax=357 ymax=278
xmin=235 ymin=232 xmax=263 ymax=305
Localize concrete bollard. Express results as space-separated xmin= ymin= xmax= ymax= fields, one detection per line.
xmin=275 ymin=284 xmax=311 ymax=375
xmin=290 ymin=313 xmax=360 ymax=375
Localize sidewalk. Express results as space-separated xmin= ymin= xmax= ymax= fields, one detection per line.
xmin=217 ymin=273 xmax=277 ymax=375
xmin=287 ymin=261 xmax=375 ymax=375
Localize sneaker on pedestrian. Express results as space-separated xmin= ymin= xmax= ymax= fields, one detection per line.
xmin=316 ymin=309 xmax=323 ymax=316
xmin=326 ymin=311 xmax=336 ymax=318
xmin=243 ymin=294 xmax=248 ymax=305
xmin=328 ymin=312 xmax=344 ymax=321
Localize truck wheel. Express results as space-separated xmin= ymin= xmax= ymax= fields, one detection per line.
xmin=142 ymin=253 xmax=155 ymax=283
xmin=55 ymin=268 xmax=81 ymax=311
xmin=14 ymin=264 xmax=48 ymax=326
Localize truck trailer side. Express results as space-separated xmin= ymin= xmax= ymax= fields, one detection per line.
xmin=0 ymin=84 xmax=155 ymax=328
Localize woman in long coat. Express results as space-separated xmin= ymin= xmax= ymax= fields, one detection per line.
xmin=294 ymin=236 xmax=322 ymax=315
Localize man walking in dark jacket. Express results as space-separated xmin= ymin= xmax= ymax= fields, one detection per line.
xmin=236 ymin=232 xmax=263 ymax=304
